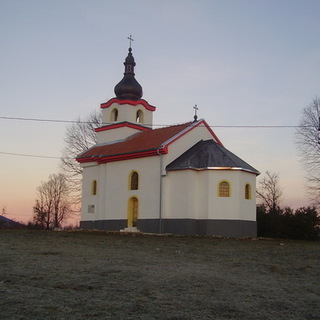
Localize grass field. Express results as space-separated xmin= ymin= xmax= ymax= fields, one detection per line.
xmin=0 ymin=230 xmax=319 ymax=320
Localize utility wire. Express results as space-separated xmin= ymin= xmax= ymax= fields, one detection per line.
xmin=0 ymin=116 xmax=79 ymax=124
xmin=0 ymin=115 xmax=315 ymax=160
xmin=0 ymin=151 xmax=72 ymax=160
xmin=0 ymin=115 xmax=307 ymax=128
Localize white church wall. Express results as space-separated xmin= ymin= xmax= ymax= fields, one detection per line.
xmin=163 ymin=170 xmax=209 ymax=219
xmin=162 ymin=170 xmax=192 ymax=219
xmin=207 ymin=170 xmax=256 ymax=221
xmin=237 ymin=172 xmax=257 ymax=221
xmin=194 ymin=171 xmax=210 ymax=219
xmin=97 ymin=164 xmax=107 ymax=221
xmin=163 ymin=169 xmax=257 ymax=222
xmin=160 ymin=169 xmax=257 ymax=222
xmin=102 ymin=156 xmax=161 ymax=221
xmin=81 ymin=163 xmax=100 ymax=222
xmin=96 ymin=126 xmax=141 ymax=144
xmin=208 ymin=170 xmax=239 ymax=220
xmin=81 ymin=159 xmax=257 ymax=227
xmin=102 ymin=161 xmax=127 ymax=220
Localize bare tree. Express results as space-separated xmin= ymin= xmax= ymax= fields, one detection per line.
xmin=60 ymin=110 xmax=102 ymax=203
xmin=256 ymin=171 xmax=283 ymax=212
xmin=296 ymin=97 xmax=320 ymax=208
xmin=33 ymin=173 xmax=71 ymax=229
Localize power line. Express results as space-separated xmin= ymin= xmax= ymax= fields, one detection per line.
xmin=207 ymin=125 xmax=300 ymax=128
xmin=0 ymin=116 xmax=79 ymax=124
xmin=0 ymin=151 xmax=71 ymax=160
xmin=0 ymin=115 xmax=315 ymax=160
xmin=0 ymin=115 xmax=306 ymax=128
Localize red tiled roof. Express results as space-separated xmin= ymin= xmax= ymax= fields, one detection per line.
xmin=77 ymin=122 xmax=193 ymax=163
xmin=76 ymin=120 xmax=222 ymax=164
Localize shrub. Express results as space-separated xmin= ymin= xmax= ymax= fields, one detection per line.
xmin=257 ymin=205 xmax=320 ymax=240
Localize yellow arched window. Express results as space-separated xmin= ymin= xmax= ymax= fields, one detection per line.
xmin=111 ymin=108 xmax=118 ymax=122
xmin=136 ymin=110 xmax=143 ymax=123
xmin=129 ymin=171 xmax=139 ymax=190
xmin=218 ymin=181 xmax=230 ymax=197
xmin=91 ymin=180 xmax=97 ymax=195
xmin=245 ymin=183 xmax=251 ymax=200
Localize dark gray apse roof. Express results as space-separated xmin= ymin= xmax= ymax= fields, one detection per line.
xmin=166 ymin=139 xmax=260 ymax=175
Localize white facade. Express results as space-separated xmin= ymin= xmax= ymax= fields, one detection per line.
xmin=163 ymin=169 xmax=256 ymax=220
xmin=81 ymin=156 xmax=161 ymax=222
xmin=79 ymin=116 xmax=258 ymax=237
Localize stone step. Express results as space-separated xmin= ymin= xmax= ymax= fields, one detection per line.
xmin=120 ymin=227 xmax=140 ymax=233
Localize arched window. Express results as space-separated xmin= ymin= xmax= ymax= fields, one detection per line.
xmin=91 ymin=180 xmax=97 ymax=195
xmin=111 ymin=108 xmax=118 ymax=122
xmin=130 ymin=171 xmax=139 ymax=190
xmin=136 ymin=110 xmax=143 ymax=123
xmin=245 ymin=184 xmax=251 ymax=200
xmin=218 ymin=181 xmax=230 ymax=197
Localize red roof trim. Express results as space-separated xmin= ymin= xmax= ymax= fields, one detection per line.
xmin=161 ymin=120 xmax=223 ymax=148
xmin=202 ymin=120 xmax=224 ymax=146
xmin=78 ymin=148 xmax=167 ymax=164
xmin=95 ymin=122 xmax=151 ymax=132
xmin=100 ymin=98 xmax=156 ymax=111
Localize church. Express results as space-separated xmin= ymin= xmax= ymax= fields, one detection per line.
xmin=76 ymin=44 xmax=260 ymax=237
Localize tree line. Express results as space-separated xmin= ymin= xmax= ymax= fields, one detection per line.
xmin=257 ymin=205 xmax=319 ymax=240
xmin=32 ymin=111 xmax=102 ymax=230
xmin=256 ymin=98 xmax=320 ymax=240
xmin=257 ymin=171 xmax=319 ymax=240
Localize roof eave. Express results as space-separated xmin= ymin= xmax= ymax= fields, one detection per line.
xmin=160 ymin=120 xmax=202 ymax=148
xmin=77 ymin=146 xmax=167 ymax=164
xmin=167 ymin=166 xmax=260 ymax=175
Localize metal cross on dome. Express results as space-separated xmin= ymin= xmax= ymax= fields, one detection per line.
xmin=193 ymin=104 xmax=199 ymax=122
xmin=128 ymin=35 xmax=134 ymax=48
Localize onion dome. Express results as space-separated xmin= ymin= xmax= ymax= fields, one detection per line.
xmin=114 ymin=47 xmax=143 ymax=100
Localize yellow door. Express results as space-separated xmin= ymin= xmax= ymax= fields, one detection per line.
xmin=128 ymin=197 xmax=138 ymax=227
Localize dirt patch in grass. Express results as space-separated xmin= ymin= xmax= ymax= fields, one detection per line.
xmin=0 ymin=230 xmax=319 ymax=320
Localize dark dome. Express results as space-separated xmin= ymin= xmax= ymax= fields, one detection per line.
xmin=114 ymin=48 xmax=143 ymax=100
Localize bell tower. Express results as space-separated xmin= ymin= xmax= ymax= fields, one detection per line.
xmin=96 ymin=39 xmax=156 ymax=144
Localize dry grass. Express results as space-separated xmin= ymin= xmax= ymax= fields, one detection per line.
xmin=0 ymin=230 xmax=319 ymax=320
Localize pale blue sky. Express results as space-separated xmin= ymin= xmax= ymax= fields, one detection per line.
xmin=1 ymin=0 xmax=320 ymax=223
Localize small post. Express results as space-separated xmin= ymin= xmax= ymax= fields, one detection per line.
xmin=317 ymin=98 xmax=320 ymax=144
xmin=318 ymin=116 xmax=320 ymax=144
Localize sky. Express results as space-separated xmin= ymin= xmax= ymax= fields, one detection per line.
xmin=1 ymin=0 xmax=320 ymax=224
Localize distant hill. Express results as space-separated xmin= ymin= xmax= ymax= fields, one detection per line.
xmin=0 ymin=215 xmax=25 ymax=229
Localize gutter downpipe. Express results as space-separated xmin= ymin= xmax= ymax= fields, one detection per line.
xmin=157 ymin=149 xmax=163 ymax=234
